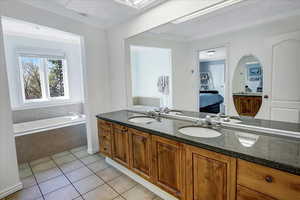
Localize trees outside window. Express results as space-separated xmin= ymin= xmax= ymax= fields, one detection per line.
xmin=21 ymin=57 xmax=43 ymax=100
xmin=19 ymin=55 xmax=68 ymax=103
xmin=48 ymin=59 xmax=65 ymax=97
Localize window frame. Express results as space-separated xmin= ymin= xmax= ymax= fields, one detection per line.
xmin=18 ymin=52 xmax=70 ymax=106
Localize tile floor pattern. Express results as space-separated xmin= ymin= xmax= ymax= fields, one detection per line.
xmin=4 ymin=146 xmax=163 ymax=200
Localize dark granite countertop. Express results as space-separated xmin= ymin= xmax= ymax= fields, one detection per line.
xmin=96 ymin=110 xmax=300 ymax=176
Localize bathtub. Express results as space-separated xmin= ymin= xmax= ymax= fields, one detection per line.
xmin=14 ymin=114 xmax=86 ymax=137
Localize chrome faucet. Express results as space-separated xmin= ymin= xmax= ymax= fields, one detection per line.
xmin=196 ymin=114 xmax=222 ymax=127
xmin=146 ymin=110 xmax=158 ymax=117
xmin=153 ymin=107 xmax=171 ymax=115
xmin=204 ymin=115 xmax=213 ymax=126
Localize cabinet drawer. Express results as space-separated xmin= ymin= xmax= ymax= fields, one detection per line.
xmin=237 ymin=159 xmax=300 ymax=200
xmin=98 ymin=119 xmax=112 ymax=127
xmin=99 ymin=136 xmax=112 ymax=156
xmin=237 ymin=185 xmax=277 ymax=200
xmin=113 ymin=123 xmax=128 ymax=131
xmin=101 ymin=128 xmax=111 ymax=139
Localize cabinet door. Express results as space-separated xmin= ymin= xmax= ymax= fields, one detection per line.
xmin=240 ymin=97 xmax=253 ymax=116
xmin=98 ymin=120 xmax=112 ymax=157
xmin=237 ymin=185 xmax=277 ymax=200
xmin=233 ymin=96 xmax=241 ymax=114
xmin=186 ymin=145 xmax=236 ymax=200
xmin=152 ymin=136 xmax=185 ymax=199
xmin=252 ymin=97 xmax=262 ymax=116
xmin=128 ymin=129 xmax=152 ymax=181
xmin=112 ymin=124 xmax=130 ymax=167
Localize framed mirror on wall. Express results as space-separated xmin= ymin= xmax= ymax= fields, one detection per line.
xmin=232 ymin=55 xmax=263 ymax=118
xmin=123 ymin=0 xmax=300 ymax=123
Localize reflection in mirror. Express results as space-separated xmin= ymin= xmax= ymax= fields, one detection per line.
xmin=233 ymin=55 xmax=263 ymax=117
xmin=130 ymin=45 xmax=172 ymax=108
xmin=235 ymin=132 xmax=260 ymax=148
xmin=125 ymin=0 xmax=300 ymax=123
xmin=199 ymin=47 xmax=226 ymax=114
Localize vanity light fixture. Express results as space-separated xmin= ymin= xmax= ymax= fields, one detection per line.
xmin=172 ymin=0 xmax=245 ymax=24
xmin=114 ymin=0 xmax=162 ymax=9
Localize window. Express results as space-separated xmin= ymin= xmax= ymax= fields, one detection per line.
xmin=19 ymin=54 xmax=69 ymax=104
xmin=47 ymin=59 xmax=65 ymax=97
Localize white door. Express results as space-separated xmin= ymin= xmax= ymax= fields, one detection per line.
xmin=266 ymin=31 xmax=300 ymax=123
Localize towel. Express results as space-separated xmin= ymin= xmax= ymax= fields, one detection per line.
xmin=157 ymin=76 xmax=169 ymax=95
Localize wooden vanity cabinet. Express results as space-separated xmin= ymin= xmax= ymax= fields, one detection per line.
xmin=237 ymin=185 xmax=277 ymax=200
xmin=112 ymin=124 xmax=130 ymax=167
xmin=98 ymin=119 xmax=300 ymax=200
xmin=151 ymin=135 xmax=185 ymax=199
xmin=237 ymin=159 xmax=300 ymax=200
xmin=128 ymin=128 xmax=152 ymax=181
xmin=185 ymin=145 xmax=236 ymax=200
xmin=233 ymin=95 xmax=262 ymax=117
xmin=98 ymin=120 xmax=113 ymax=157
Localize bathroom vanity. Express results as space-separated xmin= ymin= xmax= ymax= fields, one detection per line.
xmin=97 ymin=110 xmax=300 ymax=200
xmin=233 ymin=94 xmax=262 ymax=117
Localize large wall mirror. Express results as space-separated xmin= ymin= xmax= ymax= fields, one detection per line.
xmin=232 ymin=55 xmax=263 ymax=117
xmin=124 ymin=0 xmax=300 ymax=123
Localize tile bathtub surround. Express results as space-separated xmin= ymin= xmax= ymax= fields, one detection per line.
xmin=5 ymin=146 xmax=161 ymax=200
xmin=12 ymin=103 xmax=83 ymax=123
xmin=15 ymin=124 xmax=87 ymax=163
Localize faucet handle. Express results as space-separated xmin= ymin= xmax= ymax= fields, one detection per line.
xmin=205 ymin=115 xmax=212 ymax=122
xmin=195 ymin=120 xmax=203 ymax=126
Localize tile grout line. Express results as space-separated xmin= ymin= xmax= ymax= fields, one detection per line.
xmin=18 ymin=146 xmax=150 ymax=200
xmin=70 ymin=150 xmax=128 ymax=199
xmin=49 ymin=152 xmax=86 ymax=200
xmin=69 ymin=150 xmax=115 ymax=199
xmin=28 ymin=161 xmax=46 ymax=200
xmin=68 ymin=149 xmax=155 ymax=199
xmin=31 ymin=150 xmax=99 ymax=200
xmin=16 ymin=148 xmax=87 ymax=200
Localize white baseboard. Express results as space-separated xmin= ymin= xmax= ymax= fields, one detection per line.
xmin=105 ymin=158 xmax=178 ymax=200
xmin=87 ymin=143 xmax=99 ymax=154
xmin=87 ymin=147 xmax=97 ymax=154
xmin=0 ymin=182 xmax=23 ymax=199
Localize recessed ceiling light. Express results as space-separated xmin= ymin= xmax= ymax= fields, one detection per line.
xmin=114 ymin=0 xmax=161 ymax=9
xmin=172 ymin=0 xmax=245 ymax=24
xmin=207 ymin=50 xmax=216 ymax=57
xmin=77 ymin=12 xmax=88 ymax=17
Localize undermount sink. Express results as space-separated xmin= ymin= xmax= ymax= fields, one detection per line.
xmin=128 ymin=116 xmax=157 ymax=124
xmin=178 ymin=126 xmax=222 ymax=138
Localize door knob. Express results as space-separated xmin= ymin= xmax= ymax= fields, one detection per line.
xmin=264 ymin=95 xmax=269 ymax=99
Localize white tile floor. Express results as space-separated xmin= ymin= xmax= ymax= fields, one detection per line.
xmin=6 ymin=146 xmax=163 ymax=200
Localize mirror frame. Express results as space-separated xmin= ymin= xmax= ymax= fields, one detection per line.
xmin=232 ymin=54 xmax=264 ymax=117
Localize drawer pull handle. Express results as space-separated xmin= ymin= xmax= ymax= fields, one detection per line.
xmin=265 ymin=175 xmax=273 ymax=183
